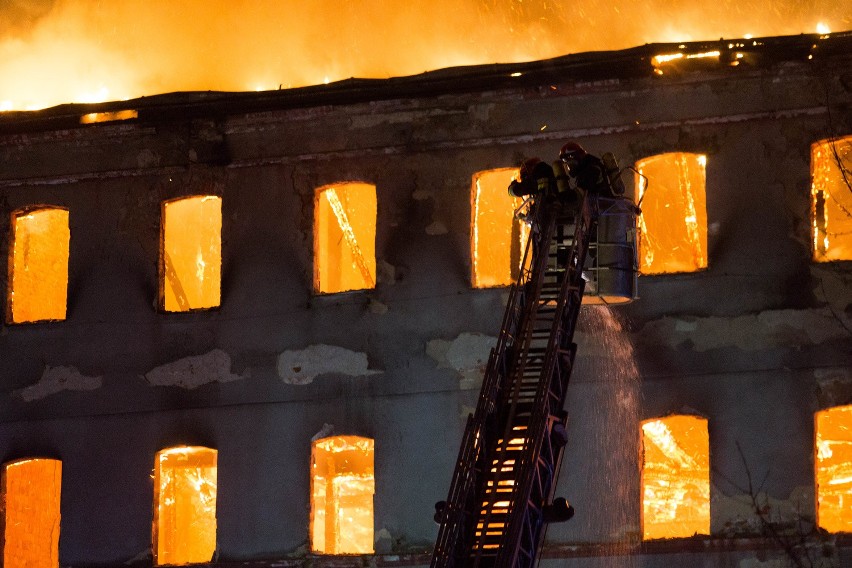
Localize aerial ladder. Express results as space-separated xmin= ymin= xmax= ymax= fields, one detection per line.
xmin=432 ymin=162 xmax=638 ymax=568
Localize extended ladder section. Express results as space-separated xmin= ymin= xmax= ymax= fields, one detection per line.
xmin=433 ymin=193 xmax=598 ymax=568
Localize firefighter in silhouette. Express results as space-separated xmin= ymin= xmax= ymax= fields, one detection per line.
xmin=558 ymin=141 xmax=625 ymax=198
xmin=508 ymin=157 xmax=556 ymax=200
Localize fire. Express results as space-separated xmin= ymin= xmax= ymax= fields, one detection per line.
xmin=641 ymin=415 xmax=710 ymax=540
xmin=0 ymin=1 xmax=848 ymax=111
xmin=311 ymin=436 xmax=375 ymax=554
xmin=815 ymin=405 xmax=852 ymax=533
xmin=154 ymin=446 xmax=218 ymax=565
xmin=2 ymin=458 xmax=62 ymax=568
xmin=811 ymin=137 xmax=852 ymax=262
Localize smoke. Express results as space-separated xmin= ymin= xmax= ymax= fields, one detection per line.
xmin=0 ymin=0 xmax=848 ymax=110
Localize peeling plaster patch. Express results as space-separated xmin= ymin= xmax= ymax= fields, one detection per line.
xmin=276 ymin=344 xmax=381 ymax=385
xmin=144 ymin=349 xmax=243 ymax=389
xmin=425 ymin=221 xmax=448 ymax=235
xmin=639 ymin=309 xmax=849 ymax=352
xmin=376 ymin=260 xmax=396 ymax=286
xmin=374 ymin=528 xmax=393 ymax=554
xmin=713 ymin=485 xmax=814 ymax=535
xmin=16 ymin=366 xmax=102 ymax=402
xmin=369 ymin=299 xmax=389 ymax=315
xmin=427 ymin=332 xmax=496 ymax=389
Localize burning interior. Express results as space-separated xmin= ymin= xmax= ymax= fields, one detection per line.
xmin=160 ymin=196 xmax=222 ymax=312
xmin=1 ymin=458 xmax=62 ymax=568
xmin=641 ymin=415 xmax=710 ymax=540
xmin=314 ymin=184 xmax=376 ymax=294
xmin=7 ymin=207 xmax=69 ymax=324
xmin=471 ymin=168 xmax=528 ymax=288
xmin=811 ymin=136 xmax=852 ymax=262
xmin=815 ymin=405 xmax=852 ymax=534
xmin=311 ymin=435 xmax=375 ymax=555
xmin=153 ymin=446 xmax=218 ymax=565
xmin=635 ymin=153 xmax=708 ymax=275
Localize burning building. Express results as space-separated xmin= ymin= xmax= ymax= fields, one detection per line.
xmin=0 ymin=29 xmax=850 ymax=568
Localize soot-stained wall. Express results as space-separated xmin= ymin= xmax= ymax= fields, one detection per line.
xmin=0 ymin=37 xmax=850 ymax=567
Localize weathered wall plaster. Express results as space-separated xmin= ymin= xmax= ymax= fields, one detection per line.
xmin=427 ymin=332 xmax=496 ymax=388
xmin=144 ymin=349 xmax=244 ymax=389
xmin=276 ymin=344 xmax=381 ymax=385
xmin=15 ymin=365 xmax=102 ymax=402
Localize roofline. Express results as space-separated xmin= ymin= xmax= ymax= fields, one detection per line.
xmin=0 ymin=31 xmax=849 ymax=135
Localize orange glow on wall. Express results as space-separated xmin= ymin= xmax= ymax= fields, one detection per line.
xmin=2 ymin=458 xmax=62 ymax=568
xmin=815 ymin=405 xmax=852 ymax=533
xmin=314 ymin=183 xmax=376 ymax=294
xmin=153 ymin=446 xmax=217 ymax=565
xmin=8 ymin=207 xmax=70 ymax=324
xmin=161 ymin=196 xmax=222 ymax=312
xmin=636 ymin=153 xmax=708 ymax=275
xmin=311 ymin=436 xmax=374 ymax=554
xmin=641 ymin=415 xmax=710 ymax=540
xmin=471 ymin=168 xmax=530 ymax=288
xmin=811 ymin=137 xmax=852 ymax=262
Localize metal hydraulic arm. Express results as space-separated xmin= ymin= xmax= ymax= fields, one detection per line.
xmin=432 ymin=192 xmax=598 ymax=568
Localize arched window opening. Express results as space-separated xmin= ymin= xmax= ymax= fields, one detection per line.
xmin=635 ymin=153 xmax=708 ymax=275
xmin=641 ymin=415 xmax=710 ymax=540
xmin=815 ymin=404 xmax=852 ymax=533
xmin=811 ymin=136 xmax=852 ymax=261
xmin=160 ymin=196 xmax=222 ymax=312
xmin=153 ymin=446 xmax=218 ymax=565
xmin=311 ymin=435 xmax=375 ymax=554
xmin=471 ymin=168 xmax=530 ymax=288
xmin=1 ymin=458 xmax=62 ymax=568
xmin=8 ymin=207 xmax=69 ymax=323
xmin=314 ymin=183 xmax=377 ymax=294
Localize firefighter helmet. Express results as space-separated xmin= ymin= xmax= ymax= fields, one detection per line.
xmin=559 ymin=141 xmax=587 ymax=164
xmin=519 ymin=157 xmax=542 ymax=179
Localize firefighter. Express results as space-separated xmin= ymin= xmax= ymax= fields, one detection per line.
xmin=508 ymin=157 xmax=556 ymax=199
xmin=559 ymin=141 xmax=625 ymax=198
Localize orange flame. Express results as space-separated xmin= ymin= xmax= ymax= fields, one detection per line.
xmin=0 ymin=1 xmax=849 ymax=111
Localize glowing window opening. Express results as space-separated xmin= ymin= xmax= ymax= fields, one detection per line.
xmin=815 ymin=405 xmax=852 ymax=533
xmin=471 ymin=168 xmax=529 ymax=288
xmin=641 ymin=415 xmax=710 ymax=540
xmin=153 ymin=446 xmax=218 ymax=565
xmin=80 ymin=110 xmax=138 ymax=124
xmin=314 ymin=183 xmax=377 ymax=294
xmin=311 ymin=435 xmax=375 ymax=554
xmin=2 ymin=458 xmax=62 ymax=568
xmin=635 ymin=153 xmax=708 ymax=275
xmin=811 ymin=136 xmax=852 ymax=262
xmin=160 ymin=196 xmax=222 ymax=312
xmin=8 ymin=207 xmax=70 ymax=324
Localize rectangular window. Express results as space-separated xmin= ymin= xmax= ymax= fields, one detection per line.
xmin=161 ymin=196 xmax=222 ymax=312
xmin=311 ymin=436 xmax=375 ymax=554
xmin=815 ymin=405 xmax=852 ymax=533
xmin=153 ymin=447 xmax=217 ymax=565
xmin=636 ymin=153 xmax=708 ymax=275
xmin=2 ymin=458 xmax=62 ymax=568
xmin=314 ymin=183 xmax=377 ymax=294
xmin=8 ymin=207 xmax=70 ymax=323
xmin=812 ymin=136 xmax=852 ymax=261
xmin=641 ymin=415 xmax=710 ymax=539
xmin=471 ymin=168 xmax=527 ymax=288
